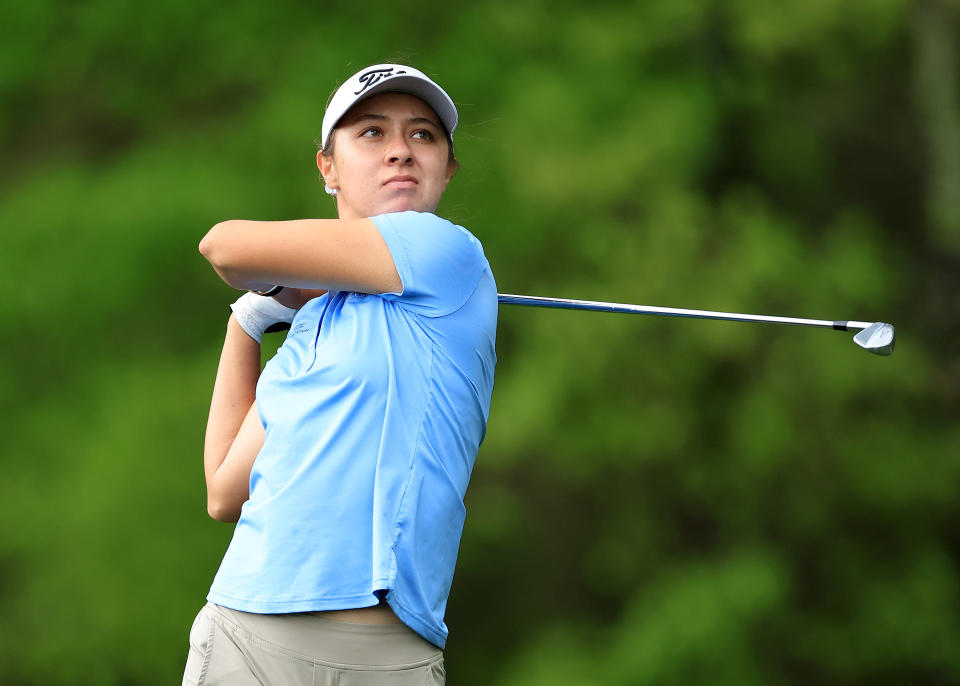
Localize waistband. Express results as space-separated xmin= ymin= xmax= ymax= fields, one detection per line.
xmin=205 ymin=603 xmax=442 ymax=668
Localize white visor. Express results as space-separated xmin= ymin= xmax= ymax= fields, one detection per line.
xmin=320 ymin=64 xmax=458 ymax=152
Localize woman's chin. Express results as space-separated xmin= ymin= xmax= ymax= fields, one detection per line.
xmin=375 ymin=198 xmax=435 ymax=216
xmin=341 ymin=194 xmax=439 ymax=218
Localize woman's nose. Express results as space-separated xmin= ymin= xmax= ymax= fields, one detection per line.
xmin=385 ymin=135 xmax=413 ymax=164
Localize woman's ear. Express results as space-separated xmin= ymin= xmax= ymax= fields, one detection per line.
xmin=442 ymin=158 xmax=457 ymax=189
xmin=317 ymin=150 xmax=338 ymax=191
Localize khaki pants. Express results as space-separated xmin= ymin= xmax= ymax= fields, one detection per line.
xmin=182 ymin=603 xmax=445 ymax=685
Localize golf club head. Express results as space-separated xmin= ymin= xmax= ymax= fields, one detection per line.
xmin=853 ymin=322 xmax=895 ymax=356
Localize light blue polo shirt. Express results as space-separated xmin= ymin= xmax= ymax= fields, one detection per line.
xmin=207 ymin=211 xmax=497 ymax=648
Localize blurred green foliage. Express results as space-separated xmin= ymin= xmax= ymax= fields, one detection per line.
xmin=1 ymin=0 xmax=958 ymax=684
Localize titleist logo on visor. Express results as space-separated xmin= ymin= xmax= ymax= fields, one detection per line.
xmin=354 ymin=67 xmax=408 ymax=95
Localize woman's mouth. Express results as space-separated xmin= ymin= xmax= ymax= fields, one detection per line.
xmin=384 ymin=175 xmax=418 ymax=188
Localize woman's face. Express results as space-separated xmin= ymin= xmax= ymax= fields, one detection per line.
xmin=318 ymin=92 xmax=456 ymax=219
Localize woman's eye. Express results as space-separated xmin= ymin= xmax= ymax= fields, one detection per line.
xmin=412 ymin=129 xmax=434 ymax=141
xmin=360 ymin=127 xmax=382 ymax=137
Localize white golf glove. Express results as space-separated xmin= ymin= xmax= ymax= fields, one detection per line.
xmin=229 ymin=292 xmax=297 ymax=344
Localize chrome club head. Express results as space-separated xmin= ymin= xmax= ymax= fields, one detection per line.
xmin=853 ymin=322 xmax=895 ymax=356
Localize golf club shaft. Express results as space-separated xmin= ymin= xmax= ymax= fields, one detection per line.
xmin=497 ymin=294 xmax=873 ymax=332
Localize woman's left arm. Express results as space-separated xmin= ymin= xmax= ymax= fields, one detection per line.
xmin=203 ymin=314 xmax=264 ymax=522
xmin=199 ymin=219 xmax=402 ymax=294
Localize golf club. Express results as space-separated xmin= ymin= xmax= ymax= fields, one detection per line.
xmin=497 ymin=293 xmax=895 ymax=356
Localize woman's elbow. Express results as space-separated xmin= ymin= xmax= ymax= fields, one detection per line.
xmin=199 ymin=222 xmax=229 ymax=267
xmin=206 ymin=494 xmax=242 ymax=523
xmin=199 ymin=222 xmax=246 ymax=289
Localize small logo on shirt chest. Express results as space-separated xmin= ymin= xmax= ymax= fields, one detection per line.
xmin=290 ymin=322 xmax=312 ymax=337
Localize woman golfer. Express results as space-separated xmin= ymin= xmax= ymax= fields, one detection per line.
xmin=183 ymin=64 xmax=497 ymax=685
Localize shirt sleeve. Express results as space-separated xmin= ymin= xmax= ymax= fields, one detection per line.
xmin=371 ymin=211 xmax=488 ymax=318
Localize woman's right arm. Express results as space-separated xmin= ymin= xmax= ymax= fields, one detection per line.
xmin=203 ymin=314 xmax=265 ymax=522
xmin=198 ymin=218 xmax=402 ymax=295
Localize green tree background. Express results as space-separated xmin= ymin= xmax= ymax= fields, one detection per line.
xmin=2 ymin=0 xmax=958 ymax=683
